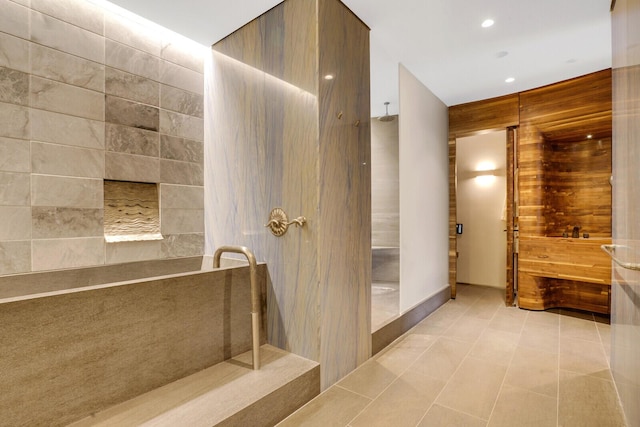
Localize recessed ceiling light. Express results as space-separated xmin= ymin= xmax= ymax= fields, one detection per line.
xmin=505 ymin=77 xmax=515 ymax=83
xmin=482 ymin=19 xmax=494 ymax=28
xmin=587 ymin=134 xmax=593 ymax=139
xmin=324 ymin=74 xmax=334 ymax=80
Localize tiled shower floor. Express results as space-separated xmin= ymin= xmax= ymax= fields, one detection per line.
xmin=372 ymin=281 xmax=399 ymax=331
xmin=278 ymin=284 xmax=626 ymax=427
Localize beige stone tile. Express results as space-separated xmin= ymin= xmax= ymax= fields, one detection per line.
xmin=374 ymin=333 xmax=437 ymax=376
xmin=488 ymin=385 xmax=556 ymax=427
xmin=31 ymin=109 xmax=104 ymax=149
xmin=560 ymin=315 xmax=600 ymax=342
xmin=160 ymin=60 xmax=204 ymax=95
xmin=0 ymin=240 xmax=31 ymax=275
xmin=160 ymin=84 xmax=204 ymax=118
xmin=488 ymin=306 xmax=528 ymax=334
xmin=105 ymin=95 xmax=159 ymax=132
xmin=0 ymin=101 xmax=29 ymax=139
xmin=161 ymin=233 xmax=204 ymax=258
xmin=106 ymin=123 xmax=159 ymax=157
xmin=161 ymin=208 xmax=204 ymax=234
xmin=410 ymin=318 xmax=450 ymax=336
xmin=558 ymin=370 xmax=626 ymax=427
xmin=504 ymin=346 xmax=558 ymax=398
xmin=105 ymin=152 xmax=160 ymax=183
xmin=160 ymin=184 xmax=204 ymax=209
xmin=31 ymin=43 xmax=105 ymax=91
xmin=160 ymin=159 xmax=204 ymax=186
xmin=0 ymin=0 xmax=29 ymax=39
xmin=105 ymin=67 xmax=159 ymax=106
xmin=517 ymin=320 xmax=559 ymax=354
xmin=160 ymin=135 xmax=204 ymax=163
xmin=408 ymin=337 xmax=472 ymax=382
xmin=277 ymin=385 xmax=371 ymax=427
xmin=31 ymin=142 xmax=104 ymax=178
xmin=106 ymin=240 xmax=162 ymax=264
xmin=0 ymin=32 xmax=30 ymax=73
xmin=31 ymin=175 xmax=103 ymax=208
xmin=32 ymin=207 xmax=103 ymax=239
xmin=0 ymin=206 xmax=30 ymax=240
xmin=0 ymin=67 xmax=29 ymax=106
xmin=0 ymin=137 xmax=29 ymax=172
xmin=31 ymin=0 xmax=104 ymax=35
xmin=435 ymin=357 xmax=507 ymax=420
xmin=524 ymin=308 xmax=560 ymax=327
xmin=32 ymin=237 xmax=104 ymax=271
xmin=468 ymin=328 xmax=519 ymax=367
xmin=30 ymin=76 xmax=104 ymax=121
xmin=418 ymin=404 xmax=487 ymax=427
xmin=104 ymin=11 xmax=161 ymax=56
xmin=0 ymin=171 xmax=29 ymax=205
xmin=161 ymin=39 xmax=205 ymax=73
xmin=461 ymin=298 xmax=501 ymax=320
xmin=350 ymin=371 xmax=446 ymax=427
xmin=597 ymin=322 xmax=611 ymax=346
xmin=105 ymin=39 xmax=160 ymax=81
xmin=160 ymin=109 xmax=204 ymax=141
xmin=444 ymin=315 xmax=490 ymax=342
xmin=31 ymin=11 xmax=104 ymax=63
xmin=337 ymin=360 xmax=398 ymax=399
xmin=560 ymin=336 xmax=611 ymax=379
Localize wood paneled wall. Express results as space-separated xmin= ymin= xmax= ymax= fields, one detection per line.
xmin=449 ymin=69 xmax=612 ymax=311
xmin=519 ymin=69 xmax=612 ymax=238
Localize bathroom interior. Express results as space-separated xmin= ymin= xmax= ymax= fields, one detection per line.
xmin=1 ymin=0 xmax=639 ymax=425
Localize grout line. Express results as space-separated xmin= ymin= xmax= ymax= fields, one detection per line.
xmin=485 ymin=308 xmax=528 ymax=425
xmin=425 ymin=291 xmax=499 ymax=423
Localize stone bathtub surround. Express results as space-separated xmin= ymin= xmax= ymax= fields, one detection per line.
xmin=0 ymin=0 xmax=206 ymax=276
xmin=0 ymin=262 xmax=267 ymax=426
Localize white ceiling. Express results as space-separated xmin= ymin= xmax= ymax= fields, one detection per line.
xmin=107 ymin=0 xmax=612 ymax=116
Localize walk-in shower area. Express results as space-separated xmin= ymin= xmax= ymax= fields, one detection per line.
xmin=372 ymin=246 xmax=399 ymax=330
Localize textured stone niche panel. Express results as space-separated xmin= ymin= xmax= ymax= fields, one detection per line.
xmin=104 ymin=180 xmax=161 ymax=242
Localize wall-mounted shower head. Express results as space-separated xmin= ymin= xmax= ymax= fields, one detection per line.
xmin=378 ymin=101 xmax=395 ymax=122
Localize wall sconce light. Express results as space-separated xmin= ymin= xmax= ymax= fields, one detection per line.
xmin=474 ymin=173 xmax=497 ymax=186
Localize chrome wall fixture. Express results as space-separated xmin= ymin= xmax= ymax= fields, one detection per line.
xmin=265 ymin=207 xmax=306 ymax=236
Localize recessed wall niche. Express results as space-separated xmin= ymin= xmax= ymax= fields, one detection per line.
xmin=104 ymin=180 xmax=162 ymax=243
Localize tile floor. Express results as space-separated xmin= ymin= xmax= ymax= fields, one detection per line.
xmin=372 ymin=281 xmax=399 ymax=331
xmin=278 ymin=284 xmax=627 ymax=427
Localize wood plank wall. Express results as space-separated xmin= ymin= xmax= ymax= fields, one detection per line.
xmin=519 ymin=69 xmax=612 ymax=238
xmin=448 ymin=69 xmax=612 ymax=309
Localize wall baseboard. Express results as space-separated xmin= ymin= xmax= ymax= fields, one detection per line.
xmin=372 ymin=285 xmax=451 ymax=355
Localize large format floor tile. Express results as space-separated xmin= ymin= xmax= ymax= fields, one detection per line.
xmin=278 ymin=284 xmax=626 ymax=427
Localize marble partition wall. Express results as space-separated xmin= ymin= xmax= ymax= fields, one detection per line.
xmin=611 ymin=0 xmax=640 ymax=424
xmin=0 ymin=0 xmax=206 ymax=276
xmin=208 ymin=0 xmax=371 ymax=388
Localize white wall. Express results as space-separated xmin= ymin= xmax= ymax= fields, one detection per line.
xmin=398 ymin=64 xmax=449 ymax=312
xmin=456 ymin=131 xmax=507 ymax=288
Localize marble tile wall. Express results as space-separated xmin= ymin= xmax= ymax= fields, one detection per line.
xmin=0 ymin=0 xmax=206 ymax=277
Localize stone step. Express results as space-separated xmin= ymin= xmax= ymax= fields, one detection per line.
xmin=70 ymin=345 xmax=320 ymax=427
